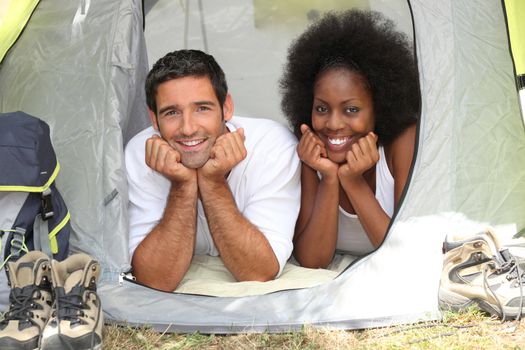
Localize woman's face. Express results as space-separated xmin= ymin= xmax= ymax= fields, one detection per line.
xmin=311 ymin=68 xmax=375 ymax=164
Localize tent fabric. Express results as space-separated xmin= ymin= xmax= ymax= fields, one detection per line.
xmin=0 ymin=0 xmax=524 ymax=333
xmin=504 ymin=0 xmax=525 ymax=125
xmin=101 ymin=0 xmax=524 ymax=333
xmin=0 ymin=0 xmax=149 ymax=308
xmin=504 ymin=0 xmax=525 ymax=77
xmin=0 ymin=0 xmax=40 ymax=63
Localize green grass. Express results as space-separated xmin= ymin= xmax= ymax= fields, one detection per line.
xmin=103 ymin=307 xmax=525 ymax=349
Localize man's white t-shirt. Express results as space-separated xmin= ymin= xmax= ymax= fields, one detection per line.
xmin=125 ymin=116 xmax=301 ymax=275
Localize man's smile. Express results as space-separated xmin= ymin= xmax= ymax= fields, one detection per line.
xmin=176 ymin=138 xmax=208 ymax=151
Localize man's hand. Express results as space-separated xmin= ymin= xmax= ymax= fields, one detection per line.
xmin=297 ymin=124 xmax=338 ymax=179
xmin=338 ymin=132 xmax=379 ymax=185
xmin=145 ymin=135 xmax=196 ymax=184
xmin=198 ymin=128 xmax=247 ymax=182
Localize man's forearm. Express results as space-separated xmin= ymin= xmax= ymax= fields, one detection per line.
xmin=199 ymin=178 xmax=279 ymax=281
xmin=132 ymin=182 xmax=198 ymax=291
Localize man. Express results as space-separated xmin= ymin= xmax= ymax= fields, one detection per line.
xmin=125 ymin=50 xmax=300 ymax=291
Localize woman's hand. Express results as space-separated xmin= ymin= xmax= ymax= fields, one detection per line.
xmin=297 ymin=124 xmax=338 ymax=179
xmin=338 ymin=132 xmax=379 ymax=186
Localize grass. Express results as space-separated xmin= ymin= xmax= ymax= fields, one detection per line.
xmin=103 ymin=307 xmax=525 ymax=349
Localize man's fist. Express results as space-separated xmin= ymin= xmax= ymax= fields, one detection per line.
xmin=199 ymin=128 xmax=247 ymax=181
xmin=145 ymin=135 xmax=196 ymax=183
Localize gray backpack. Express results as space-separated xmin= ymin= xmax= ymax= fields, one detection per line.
xmin=0 ymin=111 xmax=71 ymax=267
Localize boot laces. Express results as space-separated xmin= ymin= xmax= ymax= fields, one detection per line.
xmin=53 ymin=285 xmax=101 ymax=350
xmin=54 ymin=286 xmax=87 ymax=325
xmin=483 ymin=249 xmax=525 ymax=321
xmin=1 ymin=285 xmax=42 ymax=329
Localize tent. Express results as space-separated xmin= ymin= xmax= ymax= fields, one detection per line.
xmin=0 ymin=0 xmax=524 ymax=333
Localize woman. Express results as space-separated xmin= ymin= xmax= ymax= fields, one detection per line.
xmin=280 ymin=10 xmax=420 ymax=268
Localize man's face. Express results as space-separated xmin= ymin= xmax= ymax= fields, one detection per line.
xmin=149 ymin=76 xmax=233 ymax=169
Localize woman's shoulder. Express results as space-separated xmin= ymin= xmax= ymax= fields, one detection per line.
xmin=383 ymin=124 xmax=417 ymax=175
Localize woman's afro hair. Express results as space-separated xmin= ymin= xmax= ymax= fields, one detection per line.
xmin=279 ymin=10 xmax=420 ymax=145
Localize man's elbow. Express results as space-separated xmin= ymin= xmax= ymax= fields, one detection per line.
xmin=133 ymin=272 xmax=181 ymax=292
xmin=132 ymin=256 xmax=182 ymax=292
xmin=237 ymin=265 xmax=279 ymax=282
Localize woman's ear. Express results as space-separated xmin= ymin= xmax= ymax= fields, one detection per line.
xmin=222 ymin=94 xmax=234 ymax=121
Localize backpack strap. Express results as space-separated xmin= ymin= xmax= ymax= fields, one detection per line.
xmin=33 ymin=187 xmax=55 ymax=257
xmin=33 ymin=213 xmax=52 ymax=258
xmin=33 ymin=210 xmax=71 ymax=258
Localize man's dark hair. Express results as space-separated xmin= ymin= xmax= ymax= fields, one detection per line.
xmin=280 ymin=10 xmax=420 ymax=145
xmin=145 ymin=49 xmax=228 ymax=114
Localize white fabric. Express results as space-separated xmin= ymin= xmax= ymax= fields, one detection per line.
xmin=336 ymin=146 xmax=394 ymax=255
xmin=173 ymin=254 xmax=355 ymax=297
xmin=125 ymin=116 xmax=301 ymax=275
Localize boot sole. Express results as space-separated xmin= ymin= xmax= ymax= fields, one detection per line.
xmin=439 ymin=287 xmax=525 ymax=320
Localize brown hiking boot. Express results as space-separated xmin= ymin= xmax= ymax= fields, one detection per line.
xmin=40 ymin=253 xmax=103 ymax=350
xmin=0 ymin=251 xmax=53 ymax=350
xmin=439 ymin=228 xmax=525 ymax=320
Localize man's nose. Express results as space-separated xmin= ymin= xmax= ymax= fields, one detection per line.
xmin=181 ymin=113 xmax=198 ymax=136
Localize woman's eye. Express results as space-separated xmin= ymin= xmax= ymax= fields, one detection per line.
xmin=315 ymin=105 xmax=328 ymax=113
xmin=345 ymin=106 xmax=360 ymax=113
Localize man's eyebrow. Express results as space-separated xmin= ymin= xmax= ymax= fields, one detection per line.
xmin=193 ymin=100 xmax=216 ymax=106
xmin=158 ymin=101 xmax=217 ymax=115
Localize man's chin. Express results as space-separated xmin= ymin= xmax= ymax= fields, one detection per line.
xmin=181 ymin=156 xmax=208 ymax=169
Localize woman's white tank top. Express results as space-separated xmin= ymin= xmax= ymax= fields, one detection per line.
xmin=336 ymin=146 xmax=394 ymax=255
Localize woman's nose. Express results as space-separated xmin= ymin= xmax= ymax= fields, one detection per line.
xmin=326 ymin=112 xmax=345 ymax=131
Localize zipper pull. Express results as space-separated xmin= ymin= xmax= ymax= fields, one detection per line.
xmin=119 ymin=271 xmax=136 ymax=285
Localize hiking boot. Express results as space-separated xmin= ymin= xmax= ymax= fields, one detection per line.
xmin=0 ymin=251 xmax=53 ymax=350
xmin=439 ymin=228 xmax=525 ymax=320
xmin=40 ymin=253 xmax=103 ymax=350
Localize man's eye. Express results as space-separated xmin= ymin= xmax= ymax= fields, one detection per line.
xmin=345 ymin=106 xmax=360 ymax=113
xmin=197 ymin=106 xmax=210 ymax=112
xmin=163 ymin=110 xmax=178 ymax=117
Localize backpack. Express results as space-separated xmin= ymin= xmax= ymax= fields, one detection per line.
xmin=0 ymin=111 xmax=71 ymax=267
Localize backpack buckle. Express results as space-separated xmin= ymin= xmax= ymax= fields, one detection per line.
xmin=41 ymin=188 xmax=54 ymax=221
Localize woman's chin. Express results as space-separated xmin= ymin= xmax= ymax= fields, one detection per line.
xmin=326 ymin=151 xmax=347 ymax=164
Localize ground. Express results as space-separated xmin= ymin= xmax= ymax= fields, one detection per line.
xmin=104 ymin=307 xmax=525 ymax=349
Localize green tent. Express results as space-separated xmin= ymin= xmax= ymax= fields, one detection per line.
xmin=0 ymin=0 xmax=524 ymax=332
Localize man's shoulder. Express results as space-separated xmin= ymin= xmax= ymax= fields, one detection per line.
xmin=230 ymin=116 xmax=296 ymax=146
xmin=125 ymin=126 xmax=157 ymax=155
xmin=231 ymin=115 xmax=288 ymax=130
xmin=124 ymin=126 xmax=157 ymax=178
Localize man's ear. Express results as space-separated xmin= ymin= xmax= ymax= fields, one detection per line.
xmin=222 ymin=94 xmax=234 ymax=121
xmin=148 ymin=109 xmax=159 ymax=131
